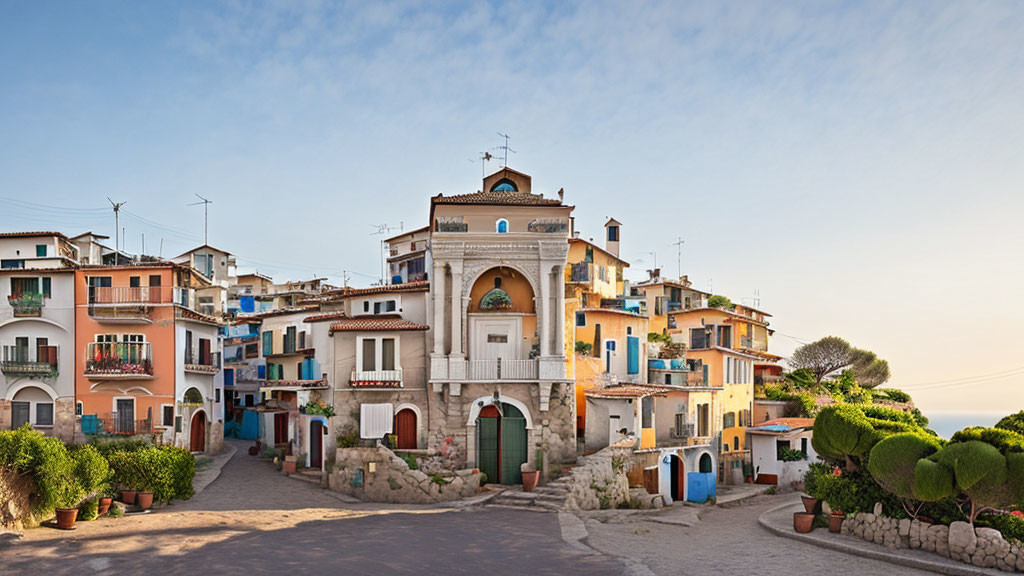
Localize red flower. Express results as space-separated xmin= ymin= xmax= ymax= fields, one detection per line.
xmin=1011 ymin=511 xmax=1024 ymax=518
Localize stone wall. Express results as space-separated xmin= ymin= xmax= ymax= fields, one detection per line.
xmin=564 ymin=444 xmax=631 ymax=510
xmin=841 ymin=511 xmax=1024 ymax=573
xmin=328 ymin=445 xmax=481 ymax=503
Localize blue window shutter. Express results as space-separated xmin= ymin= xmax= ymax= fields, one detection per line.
xmin=627 ymin=336 xmax=639 ymax=375
xmin=257 ymin=364 xmax=266 ymax=379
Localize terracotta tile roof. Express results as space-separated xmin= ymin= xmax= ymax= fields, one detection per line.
xmin=175 ymin=306 xmax=224 ymax=326
xmin=579 ymin=307 xmax=647 ymax=319
xmin=586 ymin=384 xmax=680 ymax=399
xmin=234 ymin=305 xmax=319 ymax=321
xmin=322 ymin=281 xmax=429 ymax=298
xmin=0 ymin=231 xmax=68 ymax=240
xmin=303 ymin=311 xmax=347 ymax=323
xmin=431 ymin=189 xmax=563 ymax=206
xmin=329 ymin=315 xmax=429 ymax=334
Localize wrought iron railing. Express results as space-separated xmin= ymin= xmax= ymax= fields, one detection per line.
xmin=350 ymin=369 xmax=403 ymax=387
xmin=1 ymin=345 xmax=58 ymax=376
xmin=84 ymin=342 xmax=153 ymax=376
xmin=184 ymin=350 xmax=221 ymax=374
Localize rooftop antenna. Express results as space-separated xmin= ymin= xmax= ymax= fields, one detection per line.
xmin=495 ymin=133 xmax=516 ymax=168
xmin=187 ymin=194 xmax=213 ymax=245
xmin=754 ymin=288 xmax=760 ymax=308
xmin=370 ymin=223 xmax=398 ymax=284
xmin=107 ymin=197 xmax=126 ymax=257
xmin=671 ymin=237 xmax=684 ymax=280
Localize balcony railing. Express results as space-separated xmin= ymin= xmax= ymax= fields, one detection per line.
xmin=350 ymin=369 xmax=403 ymax=388
xmin=96 ymin=413 xmax=156 ymax=436
xmin=465 ymin=358 xmax=539 ymax=381
xmin=184 ymin=350 xmax=221 ymax=374
xmin=87 ymin=287 xmax=195 ymax=321
xmin=8 ymin=293 xmax=44 ymax=317
xmin=85 ymin=342 xmax=153 ymax=378
xmin=1 ymin=345 xmax=58 ymax=377
xmin=739 ymin=337 xmax=768 ymax=352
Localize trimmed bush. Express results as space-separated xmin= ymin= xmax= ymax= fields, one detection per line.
xmin=950 ymin=427 xmax=1024 ymax=454
xmin=812 ymin=405 xmax=879 ymax=461
xmin=1007 ymin=453 xmax=1024 ymax=507
xmin=996 ymin=411 xmax=1024 ymax=436
xmin=879 ymin=389 xmax=912 ymax=404
xmin=977 ymin=513 xmax=1024 ymax=544
xmin=70 ymin=444 xmax=110 ymax=497
xmin=106 ymin=446 xmax=195 ymax=503
xmin=867 ymin=432 xmax=942 ymax=499
xmin=861 ymin=405 xmax=917 ymax=426
xmin=913 ymin=458 xmax=955 ymax=501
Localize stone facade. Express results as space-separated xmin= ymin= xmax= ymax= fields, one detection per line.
xmin=840 ymin=512 xmax=1024 ymax=573
xmin=329 ymin=445 xmax=481 ymax=503
xmin=0 ymin=468 xmax=33 ymax=533
xmin=564 ymin=444 xmax=631 ymax=510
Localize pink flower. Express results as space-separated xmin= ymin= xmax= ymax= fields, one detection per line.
xmin=1011 ymin=511 xmax=1024 ymax=518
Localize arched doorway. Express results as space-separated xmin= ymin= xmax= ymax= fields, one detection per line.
xmin=190 ymin=411 xmax=206 ymax=452
xmin=395 ymin=408 xmax=417 ymax=449
xmin=669 ymin=454 xmax=685 ymax=502
xmin=699 ymin=452 xmax=713 ymax=474
xmin=476 ymin=402 xmax=527 ymax=485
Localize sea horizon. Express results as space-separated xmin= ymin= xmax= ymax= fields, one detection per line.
xmin=924 ymin=410 xmax=1008 ymax=439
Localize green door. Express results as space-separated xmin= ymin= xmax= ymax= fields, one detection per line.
xmin=477 ymin=417 xmax=499 ymax=485
xmin=500 ymin=403 xmax=527 ymax=485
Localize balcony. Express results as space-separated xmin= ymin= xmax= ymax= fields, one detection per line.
xmin=84 ymin=342 xmax=154 ymax=379
xmin=668 ymin=424 xmax=713 ymax=446
xmin=465 ymin=358 xmax=539 ymax=381
xmin=87 ymin=286 xmax=194 ymax=323
xmin=350 ymin=369 xmax=403 ymax=388
xmin=8 ymin=293 xmax=43 ymax=317
xmin=184 ymin=350 xmax=221 ymax=375
xmin=92 ymin=413 xmax=156 ymax=436
xmin=1 ymin=345 xmax=58 ymax=377
xmin=739 ymin=337 xmax=768 ymax=352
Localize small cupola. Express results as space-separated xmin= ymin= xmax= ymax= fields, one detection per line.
xmin=604 ymin=218 xmax=621 ymax=257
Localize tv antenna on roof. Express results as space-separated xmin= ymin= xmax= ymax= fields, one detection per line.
xmin=495 ymin=133 xmax=516 ymax=167
xmin=470 ymin=151 xmax=494 ymax=177
xmin=370 ymin=223 xmax=399 ymax=285
xmin=672 ymin=237 xmax=684 ymax=280
xmin=188 ymin=194 xmax=213 ymax=245
xmin=107 ymin=197 xmax=126 ymax=256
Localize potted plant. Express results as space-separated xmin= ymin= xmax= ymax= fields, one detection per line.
xmin=54 ymin=477 xmax=84 ymax=530
xmin=793 ymin=512 xmax=814 ymax=534
xmin=829 ymin=509 xmax=845 ymax=533
xmin=521 ymin=462 xmax=540 ymax=492
xmin=801 ymin=494 xmax=820 ymax=514
xmin=98 ymin=493 xmax=113 ymax=516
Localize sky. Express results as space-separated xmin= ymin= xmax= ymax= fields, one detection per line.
xmin=1 ymin=1 xmax=1022 ymax=416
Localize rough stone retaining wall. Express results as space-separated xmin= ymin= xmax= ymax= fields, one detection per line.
xmin=564 ymin=444 xmax=631 ymax=510
xmin=0 ymin=469 xmax=32 ymax=533
xmin=329 ymin=445 xmax=481 ymax=503
xmin=841 ymin=510 xmax=1024 ymax=573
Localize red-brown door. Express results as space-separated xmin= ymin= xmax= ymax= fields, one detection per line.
xmin=310 ymin=420 xmax=324 ymax=469
xmin=190 ymin=411 xmax=206 ymax=452
xmin=274 ymin=412 xmax=289 ymax=445
xmin=395 ymin=408 xmax=417 ymax=449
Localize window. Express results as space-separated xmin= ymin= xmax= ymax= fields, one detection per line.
xmin=575 ymin=311 xmax=586 ymax=327
xmin=363 ymin=301 xmax=370 ymax=312
xmin=262 ymin=331 xmax=273 ymax=355
xmin=362 ymin=339 xmax=376 ymax=371
xmin=487 ymin=334 xmax=508 ymax=343
xmin=626 ymin=326 xmax=632 ymax=335
xmin=244 ymin=343 xmax=258 ymax=358
xmin=723 ymin=411 xmax=736 ymax=429
xmin=385 ymin=300 xmax=396 ymax=312
xmin=801 ymin=437 xmax=808 ymax=454
xmin=162 ymin=405 xmax=175 ymax=427
xmin=374 ymin=302 xmax=382 ymax=314
xmin=690 ymin=328 xmax=709 ymax=349
xmin=733 ymin=437 xmax=740 ymax=451
xmin=1 ymin=260 xmax=25 ymax=269
xmin=244 ymin=394 xmax=255 ymax=407
xmin=215 ymin=388 xmax=221 ymax=403
xmin=12 ymin=402 xmax=30 ymax=427
xmin=641 ymin=396 xmax=654 ymax=429
xmin=605 ymin=340 xmax=616 ymax=351
xmin=381 ymin=338 xmax=396 ymax=371
xmin=129 ymin=276 xmax=141 ymax=288
xmin=75 ymin=402 xmax=83 ymax=416
xmin=674 ymin=413 xmax=686 ymax=434
xmin=41 ymin=277 xmax=51 ymax=298
xmin=35 ymin=403 xmax=53 ymax=426
xmin=665 ymin=374 xmax=672 ymax=385
xmin=697 ymin=403 xmax=710 ymax=436
xmin=607 ymin=225 xmax=619 ymax=242
xmin=10 ymin=277 xmax=38 ymax=297
xmin=776 ymin=440 xmax=792 ymax=460
xmin=495 ymin=218 xmax=509 ymax=234
xmin=35 ymin=245 xmax=47 ymax=257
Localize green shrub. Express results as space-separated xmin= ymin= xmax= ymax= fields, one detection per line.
xmin=646 ymin=333 xmax=672 ymax=346
xmin=575 ymin=340 xmax=594 ymax=354
xmin=763 ymin=386 xmax=818 ymax=417
xmin=707 ymin=295 xmax=733 ymax=309
xmin=396 ymin=452 xmax=418 ymax=470
xmin=977 ymin=513 xmax=1024 ymax=544
xmin=812 ymin=405 xmax=880 ymax=462
xmin=0 ymin=425 xmax=78 ymax=514
xmin=70 ymin=444 xmax=111 ymax=497
xmin=784 ymin=369 xmax=817 ymax=391
xmin=913 ymin=458 xmax=956 ymax=501
xmin=950 ymin=427 xmax=1024 ymax=454
xmin=879 ymin=389 xmax=912 ymax=404
xmin=337 ymin=430 xmax=360 ymax=448
xmin=861 ymin=405 xmax=917 ymax=426
xmin=1008 ymin=453 xmax=1024 ymax=507
xmin=106 ymin=446 xmax=194 ymax=503
xmin=867 ymin=432 xmax=942 ymax=499
xmin=88 ymin=436 xmax=152 ymax=456
xmin=78 ymin=497 xmax=99 ymax=521
xmin=996 ymin=411 xmax=1024 ymax=436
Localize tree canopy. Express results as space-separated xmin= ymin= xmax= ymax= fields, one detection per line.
xmin=788 ymin=336 xmax=890 ymax=388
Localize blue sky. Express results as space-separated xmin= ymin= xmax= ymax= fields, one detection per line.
xmin=2 ymin=1 xmax=1023 ymax=415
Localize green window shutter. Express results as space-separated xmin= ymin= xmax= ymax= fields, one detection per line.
xmin=36 ymin=245 xmax=46 ymax=257
xmin=41 ymin=277 xmax=51 ymax=298
xmin=477 ymin=418 xmax=499 ymax=484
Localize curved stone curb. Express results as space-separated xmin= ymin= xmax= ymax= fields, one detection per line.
xmin=192 ymin=442 xmax=237 ymax=496
xmin=758 ymin=500 xmax=1007 ymax=576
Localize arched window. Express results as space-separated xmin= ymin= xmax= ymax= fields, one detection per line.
xmin=496 ymin=218 xmax=509 ymax=234
xmin=490 ymin=179 xmax=517 ymax=192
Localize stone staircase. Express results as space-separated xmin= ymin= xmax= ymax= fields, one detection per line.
xmin=487 ymin=476 xmax=571 ymax=512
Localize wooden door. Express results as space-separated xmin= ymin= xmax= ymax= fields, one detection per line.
xmin=500 ymin=403 xmax=527 ymax=485
xmin=477 ymin=405 xmax=500 ymax=484
xmin=274 ymin=412 xmax=288 ymax=444
xmin=310 ymin=420 xmax=323 ymax=469
xmin=395 ymin=409 xmax=417 ymax=449
xmin=190 ymin=412 xmax=206 ymax=452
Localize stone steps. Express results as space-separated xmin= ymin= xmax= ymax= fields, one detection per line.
xmin=487 ymin=483 xmax=568 ymax=512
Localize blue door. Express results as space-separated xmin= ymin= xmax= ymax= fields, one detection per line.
xmin=627 ymin=336 xmax=639 ymax=375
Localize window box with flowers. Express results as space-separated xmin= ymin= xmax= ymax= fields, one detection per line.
xmin=300 ymin=400 xmax=335 ymax=418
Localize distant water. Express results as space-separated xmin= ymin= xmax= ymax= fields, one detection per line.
xmin=926 ymin=412 xmax=1005 ymax=439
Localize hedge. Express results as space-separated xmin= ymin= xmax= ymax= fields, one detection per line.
xmin=867 ymin=432 xmax=942 ymax=499
xmin=107 ymin=446 xmax=194 ymax=503
xmin=950 ymin=427 xmax=1024 ymax=454
xmin=996 ymin=411 xmax=1024 ymax=436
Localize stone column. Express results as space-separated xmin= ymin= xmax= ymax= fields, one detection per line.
xmin=450 ymin=261 xmax=463 ymax=357
xmin=432 ymin=261 xmax=445 ymax=356
xmin=555 ymin=265 xmax=566 ymax=358
xmin=539 ymin=263 xmax=551 ymax=357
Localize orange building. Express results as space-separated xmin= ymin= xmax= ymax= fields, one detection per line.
xmin=74 ymin=263 xmax=224 ymax=452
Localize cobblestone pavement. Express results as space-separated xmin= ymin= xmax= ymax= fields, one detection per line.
xmin=3 ymin=440 xmax=620 ymax=576
xmin=581 ymin=494 xmax=939 ymax=575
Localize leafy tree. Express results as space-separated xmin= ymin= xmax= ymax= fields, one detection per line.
xmin=950 ymin=427 xmax=1024 ymax=454
xmin=850 ymin=348 xmax=891 ymax=388
xmin=879 ymin=389 xmax=912 ymax=404
xmin=789 ymin=336 xmax=854 ymax=386
xmin=783 ymin=368 xmax=816 ymax=390
xmin=996 ymin=411 xmax=1024 ymax=436
xmin=812 ymin=404 xmax=880 ymax=468
xmin=868 ymin=433 xmax=942 ymax=502
xmin=707 ymin=295 xmax=733 ymax=309
xmin=916 ymin=441 xmax=1010 ymax=522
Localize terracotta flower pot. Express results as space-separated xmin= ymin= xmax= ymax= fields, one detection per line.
xmin=793 ymin=512 xmax=815 ymax=534
xmin=121 ymin=490 xmax=137 ymax=505
xmin=283 ymin=460 xmax=297 ymax=474
xmin=522 ymin=470 xmax=541 ymax=492
xmin=98 ymin=497 xmax=112 ymax=516
xmin=801 ymin=495 xmax=819 ymax=514
xmin=829 ymin=513 xmax=844 ymax=533
xmin=55 ymin=508 xmax=78 ymax=530
xmin=136 ymin=492 xmax=154 ymax=510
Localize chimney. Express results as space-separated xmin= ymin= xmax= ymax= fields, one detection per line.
xmin=604 ymin=218 xmax=621 ymax=258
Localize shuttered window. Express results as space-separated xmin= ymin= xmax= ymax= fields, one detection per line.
xmin=362 ymin=339 xmax=376 ymax=371
xmin=381 ymin=338 xmax=395 ymax=371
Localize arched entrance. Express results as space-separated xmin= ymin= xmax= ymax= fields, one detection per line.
xmin=669 ymin=454 xmax=685 ymax=502
xmin=190 ymin=411 xmax=206 ymax=452
xmin=699 ymin=452 xmax=713 ymax=474
xmin=476 ymin=402 xmax=527 ymax=485
xmin=394 ymin=408 xmax=417 ymax=449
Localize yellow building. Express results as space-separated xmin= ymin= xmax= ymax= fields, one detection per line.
xmin=630 ymin=275 xmax=711 ymax=335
